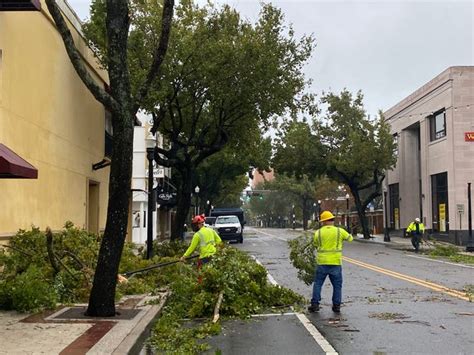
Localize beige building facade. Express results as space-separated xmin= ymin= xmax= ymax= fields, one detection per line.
xmin=0 ymin=0 xmax=110 ymax=242
xmin=384 ymin=66 xmax=474 ymax=244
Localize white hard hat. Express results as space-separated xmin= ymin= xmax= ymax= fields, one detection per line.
xmin=415 ymin=218 xmax=420 ymax=223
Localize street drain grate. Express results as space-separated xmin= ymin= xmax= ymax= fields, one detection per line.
xmin=51 ymin=307 xmax=141 ymax=320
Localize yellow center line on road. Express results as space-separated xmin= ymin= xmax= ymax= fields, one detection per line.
xmin=343 ymin=256 xmax=470 ymax=301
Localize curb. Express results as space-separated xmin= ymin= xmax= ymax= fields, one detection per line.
xmin=114 ymin=292 xmax=169 ymax=355
xmin=87 ymin=291 xmax=169 ymax=355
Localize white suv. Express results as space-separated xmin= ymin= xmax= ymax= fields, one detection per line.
xmin=214 ymin=215 xmax=243 ymax=243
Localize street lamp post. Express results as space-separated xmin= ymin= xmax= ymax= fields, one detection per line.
xmin=194 ymin=186 xmax=200 ymax=215
xmin=383 ymin=188 xmax=391 ymax=242
xmin=317 ymin=200 xmax=321 ymax=224
xmin=292 ymin=204 xmax=296 ymax=230
xmin=146 ymin=147 xmax=155 ymax=259
xmin=345 ymin=193 xmax=350 ymax=232
xmin=313 ymin=202 xmax=317 ymax=223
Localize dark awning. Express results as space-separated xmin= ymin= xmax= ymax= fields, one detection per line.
xmin=0 ymin=144 xmax=38 ymax=179
xmin=0 ymin=0 xmax=41 ymax=11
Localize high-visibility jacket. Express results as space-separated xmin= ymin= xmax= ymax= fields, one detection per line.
xmin=313 ymin=225 xmax=353 ymax=265
xmin=183 ymin=226 xmax=222 ymax=259
xmin=406 ymin=222 xmax=425 ymax=235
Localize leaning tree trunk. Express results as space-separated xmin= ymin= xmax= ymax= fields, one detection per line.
xmin=86 ymin=0 xmax=134 ymax=316
xmin=86 ymin=111 xmax=134 ymax=316
xmin=353 ymin=192 xmax=371 ymax=239
xmin=172 ymin=168 xmax=193 ymax=240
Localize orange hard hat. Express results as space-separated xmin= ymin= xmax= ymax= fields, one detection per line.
xmin=192 ymin=215 xmax=206 ymax=224
xmin=319 ymin=211 xmax=335 ymax=222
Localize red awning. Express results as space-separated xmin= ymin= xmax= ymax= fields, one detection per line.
xmin=0 ymin=144 xmax=38 ymax=179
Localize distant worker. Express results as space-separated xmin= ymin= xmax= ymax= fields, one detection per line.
xmin=406 ymin=217 xmax=425 ymax=253
xmin=180 ymin=215 xmax=222 ymax=266
xmin=309 ymin=211 xmax=353 ymax=313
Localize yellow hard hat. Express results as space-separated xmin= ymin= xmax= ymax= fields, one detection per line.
xmin=320 ymin=211 xmax=335 ymax=222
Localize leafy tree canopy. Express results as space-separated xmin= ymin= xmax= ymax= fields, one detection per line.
xmin=317 ymin=89 xmax=396 ymax=237
xmin=273 ymin=120 xmax=325 ymax=179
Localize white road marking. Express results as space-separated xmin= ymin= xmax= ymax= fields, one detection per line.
xmin=253 ymin=255 xmax=338 ymax=355
xmin=251 ymin=312 xmax=296 ymax=317
xmin=406 ymin=254 xmax=474 ymax=269
xmin=295 ymin=312 xmax=338 ymax=355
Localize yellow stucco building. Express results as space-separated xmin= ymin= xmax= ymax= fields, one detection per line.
xmin=0 ymin=0 xmax=110 ymax=243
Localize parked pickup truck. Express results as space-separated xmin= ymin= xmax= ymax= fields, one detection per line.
xmin=214 ymin=215 xmax=243 ymax=243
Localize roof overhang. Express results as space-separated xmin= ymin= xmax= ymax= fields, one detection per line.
xmin=0 ymin=0 xmax=41 ymax=11
xmin=0 ymin=144 xmax=38 ymax=179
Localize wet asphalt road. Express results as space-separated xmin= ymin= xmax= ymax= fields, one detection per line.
xmin=214 ymin=227 xmax=474 ymax=354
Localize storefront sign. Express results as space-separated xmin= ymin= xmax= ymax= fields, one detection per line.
xmin=465 ymin=132 xmax=474 ymax=141
xmin=156 ymin=190 xmax=177 ymax=207
xmin=439 ymin=204 xmax=446 ymax=232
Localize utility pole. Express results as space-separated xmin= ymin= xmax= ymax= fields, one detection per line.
xmin=466 ymin=183 xmax=473 ymax=252
xmin=383 ymin=188 xmax=391 ymax=242
xmin=146 ymin=147 xmax=155 ymax=259
xmin=345 ymin=193 xmax=350 ymax=232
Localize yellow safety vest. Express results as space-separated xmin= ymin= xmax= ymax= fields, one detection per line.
xmin=183 ymin=226 xmax=222 ymax=259
xmin=406 ymin=222 xmax=425 ymax=234
xmin=313 ymin=225 xmax=353 ymax=265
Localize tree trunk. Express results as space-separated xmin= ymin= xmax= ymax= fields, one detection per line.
xmin=172 ymin=168 xmax=193 ymax=240
xmin=352 ymin=191 xmax=371 ymax=239
xmin=86 ymin=111 xmax=134 ymax=316
xmin=45 ymin=0 xmax=174 ymax=317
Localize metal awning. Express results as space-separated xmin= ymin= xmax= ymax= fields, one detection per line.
xmin=0 ymin=143 xmax=38 ymax=179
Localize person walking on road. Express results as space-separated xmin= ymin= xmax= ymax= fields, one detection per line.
xmin=406 ymin=217 xmax=425 ymax=253
xmin=180 ymin=215 xmax=222 ymax=267
xmin=309 ymin=211 xmax=353 ymax=313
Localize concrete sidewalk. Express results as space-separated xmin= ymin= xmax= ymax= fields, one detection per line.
xmin=353 ymin=233 xmax=414 ymax=248
xmin=0 ymin=291 xmax=168 ymax=355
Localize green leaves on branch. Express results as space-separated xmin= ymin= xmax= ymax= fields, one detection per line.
xmin=149 ymin=246 xmax=305 ymax=353
xmin=288 ymin=234 xmax=317 ymax=286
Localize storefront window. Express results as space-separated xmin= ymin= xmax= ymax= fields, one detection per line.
xmin=431 ymin=172 xmax=448 ymax=233
xmin=389 ymin=183 xmax=400 ymax=229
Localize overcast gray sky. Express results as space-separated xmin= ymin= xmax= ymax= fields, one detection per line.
xmin=68 ymin=0 xmax=473 ymax=116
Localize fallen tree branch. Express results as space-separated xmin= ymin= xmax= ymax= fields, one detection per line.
xmin=212 ymin=291 xmax=224 ymax=323
xmin=53 ymin=253 xmax=79 ymax=281
xmin=46 ymin=227 xmax=60 ymax=275
xmin=1 ymin=244 xmax=34 ymax=257
xmin=62 ymin=250 xmax=87 ymax=270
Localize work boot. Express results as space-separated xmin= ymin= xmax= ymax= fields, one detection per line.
xmin=332 ymin=304 xmax=341 ymax=313
xmin=308 ymin=304 xmax=320 ymax=312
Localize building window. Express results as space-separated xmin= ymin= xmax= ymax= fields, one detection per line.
xmin=389 ymin=183 xmax=400 ymax=230
xmin=431 ymin=172 xmax=448 ymax=233
xmin=429 ymin=109 xmax=446 ymax=141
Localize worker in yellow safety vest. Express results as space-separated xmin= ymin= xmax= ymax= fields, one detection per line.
xmin=180 ymin=214 xmax=222 ymax=266
xmin=308 ymin=211 xmax=353 ymax=313
xmin=406 ymin=217 xmax=425 ymax=253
